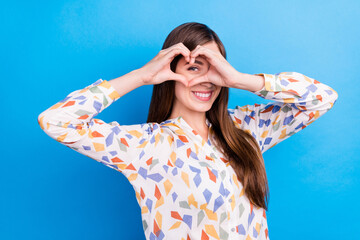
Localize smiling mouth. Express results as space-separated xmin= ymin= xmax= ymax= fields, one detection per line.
xmin=192 ymin=91 xmax=213 ymax=101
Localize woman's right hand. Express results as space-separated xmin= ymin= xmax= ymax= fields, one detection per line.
xmin=138 ymin=43 xmax=191 ymax=86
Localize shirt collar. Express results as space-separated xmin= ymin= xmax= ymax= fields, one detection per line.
xmin=161 ymin=116 xmax=219 ymax=153
xmin=166 ymin=116 xmax=212 ymax=144
xmin=170 ymin=116 xmax=212 ymax=129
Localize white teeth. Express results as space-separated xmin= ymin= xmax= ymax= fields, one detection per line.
xmin=194 ymin=92 xmax=211 ymax=98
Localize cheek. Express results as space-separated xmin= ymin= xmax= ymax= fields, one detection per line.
xmin=213 ymin=89 xmax=221 ymax=100
xmin=174 ymin=83 xmax=188 ymax=101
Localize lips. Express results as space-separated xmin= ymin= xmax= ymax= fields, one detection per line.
xmin=192 ymin=91 xmax=213 ymax=101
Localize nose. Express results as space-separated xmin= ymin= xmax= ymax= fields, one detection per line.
xmin=200 ymin=82 xmax=214 ymax=88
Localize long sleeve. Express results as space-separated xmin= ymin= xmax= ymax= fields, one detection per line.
xmin=37 ymin=79 xmax=158 ymax=176
xmin=228 ymin=71 xmax=338 ymax=154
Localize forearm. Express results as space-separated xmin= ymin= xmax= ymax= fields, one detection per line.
xmin=248 ymin=72 xmax=338 ymax=111
xmin=38 ymin=78 xmax=121 ymax=143
xmin=232 ymin=72 xmax=265 ymax=92
xmin=108 ymin=69 xmax=145 ymax=97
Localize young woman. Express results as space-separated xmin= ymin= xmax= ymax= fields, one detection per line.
xmin=38 ymin=22 xmax=338 ymax=240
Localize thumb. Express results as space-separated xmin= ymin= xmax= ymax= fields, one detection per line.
xmin=170 ymin=73 xmax=188 ymax=87
xmin=188 ymin=74 xmax=208 ymax=87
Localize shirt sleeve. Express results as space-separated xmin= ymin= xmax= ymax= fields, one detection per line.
xmin=37 ymin=79 xmax=158 ymax=176
xmin=227 ymin=71 xmax=338 ymax=154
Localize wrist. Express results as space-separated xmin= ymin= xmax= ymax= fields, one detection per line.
xmin=230 ymin=72 xmax=247 ymax=89
xmin=129 ymin=68 xmax=147 ymax=86
xmin=233 ymin=72 xmax=265 ymax=92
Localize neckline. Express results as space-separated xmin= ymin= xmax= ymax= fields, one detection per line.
xmin=163 ymin=116 xmax=224 ymax=163
xmin=169 ymin=116 xmax=213 ymax=146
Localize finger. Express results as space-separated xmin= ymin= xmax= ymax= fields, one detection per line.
xmin=190 ymin=46 xmax=213 ymax=65
xmin=178 ymin=43 xmax=191 ymax=62
xmin=162 ymin=42 xmax=186 ymax=53
xmin=165 ymin=48 xmax=190 ymax=64
xmin=188 ymin=75 xmax=209 ymax=87
xmin=163 ymin=43 xmax=191 ymax=63
xmin=173 ymin=43 xmax=191 ymax=62
xmin=170 ymin=73 xmax=188 ymax=87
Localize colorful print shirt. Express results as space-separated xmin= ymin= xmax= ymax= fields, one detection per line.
xmin=38 ymin=72 xmax=338 ymax=240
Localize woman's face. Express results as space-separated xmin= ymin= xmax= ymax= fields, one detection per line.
xmin=173 ymin=41 xmax=222 ymax=114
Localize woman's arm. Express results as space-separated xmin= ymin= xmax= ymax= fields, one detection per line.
xmin=37 ymin=71 xmax=159 ymax=176
xmin=107 ymin=69 xmax=145 ymax=96
xmin=228 ymin=71 xmax=338 ymax=154
xmin=231 ymin=72 xmax=265 ymax=92
xmin=38 ymin=43 xmax=193 ymax=176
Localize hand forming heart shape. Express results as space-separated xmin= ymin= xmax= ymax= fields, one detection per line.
xmin=185 ymin=44 xmax=242 ymax=88
xmin=139 ymin=42 xmax=243 ymax=88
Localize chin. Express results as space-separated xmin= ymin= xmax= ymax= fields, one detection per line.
xmin=190 ymin=105 xmax=212 ymax=113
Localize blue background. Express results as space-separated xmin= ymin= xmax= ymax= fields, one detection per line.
xmin=1 ymin=0 xmax=359 ymax=239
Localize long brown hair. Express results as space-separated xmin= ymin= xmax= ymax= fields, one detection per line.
xmin=147 ymin=22 xmax=269 ymax=210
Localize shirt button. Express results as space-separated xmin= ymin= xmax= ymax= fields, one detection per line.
xmin=231 ymin=227 xmax=235 ymax=232
xmin=228 ymin=198 xmax=232 ymax=203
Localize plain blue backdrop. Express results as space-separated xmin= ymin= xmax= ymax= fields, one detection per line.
xmin=1 ymin=0 xmax=359 ymax=239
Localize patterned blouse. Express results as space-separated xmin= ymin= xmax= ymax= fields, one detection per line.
xmin=38 ymin=71 xmax=338 ymax=240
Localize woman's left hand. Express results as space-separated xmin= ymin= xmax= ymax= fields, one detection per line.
xmin=187 ymin=44 xmax=242 ymax=88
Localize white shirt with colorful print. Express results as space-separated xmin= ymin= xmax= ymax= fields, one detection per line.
xmin=38 ymin=71 xmax=338 ymax=240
